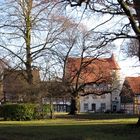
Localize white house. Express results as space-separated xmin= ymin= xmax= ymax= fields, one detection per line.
xmin=66 ymin=54 xmax=121 ymax=113
xmin=80 ymin=89 xmax=120 ymax=113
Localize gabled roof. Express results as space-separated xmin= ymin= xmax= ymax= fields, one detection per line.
xmin=65 ymin=54 xmax=120 ymax=84
xmin=106 ymin=54 xmax=120 ymax=70
xmin=124 ymin=77 xmax=140 ymax=95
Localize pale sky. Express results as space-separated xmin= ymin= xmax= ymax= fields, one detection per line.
xmin=118 ymin=56 xmax=140 ymax=77
xmin=114 ymin=40 xmax=140 ymax=77
xmin=80 ymin=11 xmax=140 ymax=77
xmin=1 ymin=1 xmax=140 ymax=78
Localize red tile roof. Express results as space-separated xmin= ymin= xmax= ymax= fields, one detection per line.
xmin=65 ymin=54 xmax=120 ymax=84
xmin=125 ymin=77 xmax=140 ymax=95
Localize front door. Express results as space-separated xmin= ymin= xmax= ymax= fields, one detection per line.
xmin=91 ymin=103 xmax=96 ymax=112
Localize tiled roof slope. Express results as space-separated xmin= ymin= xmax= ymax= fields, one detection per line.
xmin=125 ymin=77 xmax=140 ymax=95
xmin=66 ymin=54 xmax=120 ymax=84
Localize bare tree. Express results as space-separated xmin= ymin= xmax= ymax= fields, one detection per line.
xmin=49 ymin=15 xmax=118 ymax=115
xmin=62 ymin=0 xmax=140 ymax=126
xmin=40 ymin=78 xmax=71 ymax=119
xmin=64 ymin=0 xmax=140 ymax=59
xmin=0 ymin=0 xmax=73 ymax=102
xmin=59 ymin=26 xmax=116 ymax=115
xmin=65 ymin=55 xmax=120 ymax=114
xmin=0 ymin=0 xmax=67 ymax=83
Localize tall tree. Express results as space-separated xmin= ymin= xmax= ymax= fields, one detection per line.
xmin=60 ymin=26 xmax=116 ymax=115
xmin=65 ymin=0 xmax=140 ymax=59
xmin=0 ymin=0 xmax=67 ymax=84
xmin=64 ymin=0 xmax=140 ymax=125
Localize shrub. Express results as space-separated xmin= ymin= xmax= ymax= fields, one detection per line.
xmin=0 ymin=103 xmax=37 ymax=121
xmin=41 ymin=104 xmax=51 ymax=118
xmin=34 ymin=104 xmax=52 ymax=119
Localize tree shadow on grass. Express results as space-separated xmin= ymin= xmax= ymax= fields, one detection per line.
xmin=0 ymin=123 xmax=140 ymax=140
xmin=56 ymin=113 xmax=138 ymax=120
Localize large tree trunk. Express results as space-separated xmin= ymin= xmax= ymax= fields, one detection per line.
xmin=25 ymin=0 xmax=33 ymax=85
xmin=69 ymin=95 xmax=80 ymax=115
xmin=133 ymin=0 xmax=140 ymax=18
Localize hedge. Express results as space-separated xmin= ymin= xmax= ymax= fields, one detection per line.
xmin=0 ymin=103 xmax=53 ymax=121
xmin=0 ymin=103 xmax=37 ymax=121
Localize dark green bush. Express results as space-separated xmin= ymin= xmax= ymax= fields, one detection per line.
xmin=43 ymin=104 xmax=52 ymax=118
xmin=0 ymin=103 xmax=52 ymax=120
xmin=34 ymin=104 xmax=51 ymax=119
xmin=0 ymin=103 xmax=36 ymax=121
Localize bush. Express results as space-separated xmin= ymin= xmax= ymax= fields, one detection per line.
xmin=34 ymin=104 xmax=52 ymax=119
xmin=42 ymin=104 xmax=52 ymax=117
xmin=0 ymin=103 xmax=37 ymax=121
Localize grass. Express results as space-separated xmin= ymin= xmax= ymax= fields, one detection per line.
xmin=0 ymin=113 xmax=140 ymax=140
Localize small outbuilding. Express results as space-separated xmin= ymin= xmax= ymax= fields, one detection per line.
xmin=120 ymin=77 xmax=140 ymax=114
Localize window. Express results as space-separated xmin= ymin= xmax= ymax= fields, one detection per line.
xmin=84 ymin=103 xmax=88 ymax=112
xmin=101 ymin=103 xmax=106 ymax=112
xmin=55 ymin=104 xmax=67 ymax=112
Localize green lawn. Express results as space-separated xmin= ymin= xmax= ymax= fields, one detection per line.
xmin=0 ymin=114 xmax=140 ymax=140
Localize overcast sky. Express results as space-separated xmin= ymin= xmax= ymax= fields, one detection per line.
xmin=0 ymin=1 xmax=139 ymax=77
xmin=79 ymin=10 xmax=140 ymax=77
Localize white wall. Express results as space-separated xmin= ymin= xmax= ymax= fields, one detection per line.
xmin=79 ymin=90 xmax=121 ymax=113
xmin=80 ymin=94 xmax=112 ymax=112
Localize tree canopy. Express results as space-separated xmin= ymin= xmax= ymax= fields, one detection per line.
xmin=65 ymin=0 xmax=140 ymax=59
